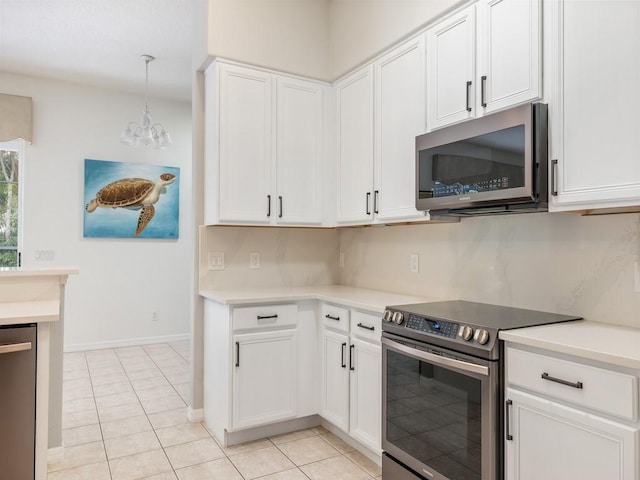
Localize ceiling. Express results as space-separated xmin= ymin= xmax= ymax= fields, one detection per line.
xmin=0 ymin=0 xmax=193 ymax=102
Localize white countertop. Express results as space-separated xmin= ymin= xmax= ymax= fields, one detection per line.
xmin=0 ymin=267 xmax=79 ymax=277
xmin=500 ymin=321 xmax=640 ymax=370
xmin=199 ymin=285 xmax=434 ymax=313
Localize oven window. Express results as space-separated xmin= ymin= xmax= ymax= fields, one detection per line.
xmin=386 ymin=348 xmax=482 ymax=480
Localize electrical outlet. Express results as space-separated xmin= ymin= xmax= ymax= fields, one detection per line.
xmin=339 ymin=252 xmax=345 ymax=268
xmin=634 ymin=262 xmax=640 ymax=293
xmin=152 ymin=311 xmax=159 ymax=322
xmin=410 ymin=253 xmax=419 ymax=273
xmin=249 ymin=252 xmax=260 ymax=269
xmin=35 ymin=250 xmax=55 ymax=261
xmin=208 ymin=252 xmax=224 ymax=271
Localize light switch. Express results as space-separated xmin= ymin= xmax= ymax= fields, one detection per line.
xmin=410 ymin=253 xmax=419 ymax=273
xmin=208 ymin=252 xmax=224 ymax=271
xmin=250 ymin=252 xmax=260 ymax=269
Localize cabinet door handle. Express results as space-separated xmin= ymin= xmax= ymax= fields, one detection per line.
xmin=341 ymin=342 xmax=347 ymax=368
xmin=505 ymin=399 xmax=513 ymax=441
xmin=466 ymin=80 xmax=472 ymax=112
xmin=278 ymin=196 xmax=283 ymax=218
xmin=551 ymin=159 xmax=558 ymax=196
xmin=374 ymin=190 xmax=379 ymax=214
xmin=366 ymin=192 xmax=371 ymax=215
xmin=235 ymin=341 xmax=240 ymax=367
xmin=357 ymin=322 xmax=375 ymax=331
xmin=541 ymin=372 xmax=583 ymax=389
xmin=267 ymin=195 xmax=271 ymax=217
xmin=257 ymin=314 xmax=278 ymax=320
xmin=481 ymin=75 xmax=487 ymax=107
xmin=0 ymin=342 xmax=32 ymax=355
xmin=349 ymin=344 xmax=355 ymax=371
xmin=325 ymin=314 xmax=340 ymax=321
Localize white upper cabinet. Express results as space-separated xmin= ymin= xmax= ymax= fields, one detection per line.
xmin=427 ymin=5 xmax=476 ymax=129
xmin=335 ymin=37 xmax=427 ymax=225
xmin=547 ymin=0 xmax=640 ymax=212
xmin=374 ymin=37 xmax=428 ymax=222
xmin=426 ymin=0 xmax=542 ymax=130
xmin=335 ymin=65 xmax=375 ymax=224
xmin=477 ymin=0 xmax=542 ymax=114
xmin=276 ymin=77 xmax=324 ymax=225
xmin=205 ymin=61 xmax=328 ymax=226
xmin=217 ymin=63 xmax=273 ymax=224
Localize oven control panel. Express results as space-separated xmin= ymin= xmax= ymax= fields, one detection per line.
xmin=405 ymin=314 xmax=459 ymax=339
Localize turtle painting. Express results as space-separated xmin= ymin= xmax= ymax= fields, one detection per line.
xmin=85 ymin=173 xmax=176 ymax=237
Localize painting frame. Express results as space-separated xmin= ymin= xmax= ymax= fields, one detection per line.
xmin=83 ymin=159 xmax=180 ymax=239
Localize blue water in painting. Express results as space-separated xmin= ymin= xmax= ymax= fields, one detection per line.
xmin=83 ymin=159 xmax=180 ymax=239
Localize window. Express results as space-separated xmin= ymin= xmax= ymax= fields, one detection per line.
xmin=0 ymin=140 xmax=23 ymax=268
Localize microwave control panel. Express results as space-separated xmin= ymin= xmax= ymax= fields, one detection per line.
xmin=405 ymin=314 xmax=459 ymax=339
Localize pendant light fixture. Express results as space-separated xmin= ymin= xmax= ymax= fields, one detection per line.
xmin=121 ymin=55 xmax=172 ymax=149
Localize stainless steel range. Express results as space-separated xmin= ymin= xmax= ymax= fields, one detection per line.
xmin=381 ymin=300 xmax=581 ymax=480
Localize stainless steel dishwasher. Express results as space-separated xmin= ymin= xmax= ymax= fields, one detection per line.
xmin=0 ymin=324 xmax=37 ymax=480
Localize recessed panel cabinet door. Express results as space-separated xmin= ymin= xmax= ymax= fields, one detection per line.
xmin=477 ymin=0 xmax=541 ymax=114
xmin=374 ymin=36 xmax=427 ymax=222
xmin=335 ymin=66 xmax=375 ymax=224
xmin=505 ymin=388 xmax=638 ymax=480
xmin=349 ymin=338 xmax=381 ymax=452
xmin=232 ymin=330 xmax=297 ymax=430
xmin=548 ymin=0 xmax=640 ymax=210
xmin=320 ymin=329 xmax=350 ymax=432
xmin=276 ymin=77 xmax=324 ymax=225
xmin=218 ymin=64 xmax=272 ymax=223
xmin=426 ymin=5 xmax=476 ymax=129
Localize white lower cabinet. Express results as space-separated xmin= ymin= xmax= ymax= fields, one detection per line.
xmin=504 ymin=344 xmax=640 ymax=480
xmin=321 ymin=306 xmax=382 ymax=453
xmin=232 ymin=329 xmax=298 ymax=430
xmin=505 ymin=388 xmax=638 ymax=480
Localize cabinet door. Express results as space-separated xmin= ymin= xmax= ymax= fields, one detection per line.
xmin=232 ymin=329 xmax=297 ymax=430
xmin=548 ymin=0 xmax=640 ymax=211
xmin=335 ymin=65 xmax=375 ymax=224
xmin=320 ymin=329 xmax=350 ymax=432
xmin=477 ymin=0 xmax=541 ymax=114
xmin=218 ymin=63 xmax=272 ymax=224
xmin=349 ymin=338 xmax=381 ymax=452
xmin=276 ymin=77 xmax=325 ymax=225
xmin=426 ymin=5 xmax=476 ymax=129
xmin=374 ymin=37 xmax=427 ymax=222
xmin=505 ymin=388 xmax=638 ymax=480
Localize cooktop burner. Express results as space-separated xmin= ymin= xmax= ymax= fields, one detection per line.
xmin=382 ymin=300 xmax=582 ymax=360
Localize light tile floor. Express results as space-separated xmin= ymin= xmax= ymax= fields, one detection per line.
xmin=49 ymin=341 xmax=382 ymax=480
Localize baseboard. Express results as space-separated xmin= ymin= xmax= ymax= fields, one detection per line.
xmin=319 ymin=419 xmax=382 ymax=466
xmin=64 ymin=333 xmax=190 ymax=352
xmin=188 ymin=407 xmax=204 ymax=423
xmin=48 ymin=445 xmax=64 ymax=464
xmin=224 ymin=415 xmax=321 ymax=447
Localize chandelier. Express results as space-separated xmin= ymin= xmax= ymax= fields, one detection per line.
xmin=120 ymin=55 xmax=172 ymax=149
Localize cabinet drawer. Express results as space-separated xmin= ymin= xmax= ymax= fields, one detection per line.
xmin=321 ymin=304 xmax=350 ymax=332
xmin=350 ymin=310 xmax=381 ymax=342
xmin=232 ymin=304 xmax=297 ymax=331
xmin=506 ymin=347 xmax=638 ymax=421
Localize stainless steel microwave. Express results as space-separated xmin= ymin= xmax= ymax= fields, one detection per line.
xmin=416 ymin=103 xmax=548 ymax=216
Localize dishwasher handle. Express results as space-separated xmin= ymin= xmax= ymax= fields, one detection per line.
xmin=0 ymin=342 xmax=32 ymax=355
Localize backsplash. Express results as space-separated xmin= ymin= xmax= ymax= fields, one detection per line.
xmin=339 ymin=212 xmax=640 ymax=328
xmin=199 ymin=226 xmax=340 ymax=291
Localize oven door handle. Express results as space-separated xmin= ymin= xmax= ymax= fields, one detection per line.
xmin=382 ymin=337 xmax=489 ymax=376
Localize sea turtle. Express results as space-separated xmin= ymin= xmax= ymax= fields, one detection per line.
xmin=85 ymin=173 xmax=176 ymax=237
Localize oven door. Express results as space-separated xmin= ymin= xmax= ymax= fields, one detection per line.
xmin=382 ymin=333 xmax=499 ymax=480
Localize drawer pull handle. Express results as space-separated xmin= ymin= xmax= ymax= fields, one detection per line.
xmin=357 ymin=323 xmax=375 ymax=331
xmin=257 ymin=314 xmax=278 ymax=320
xmin=325 ymin=314 xmax=340 ymax=321
xmin=541 ymin=372 xmax=583 ymax=389
xmin=505 ymin=399 xmax=513 ymax=441
xmin=341 ymin=342 xmax=347 ymax=368
xmin=0 ymin=342 xmax=32 ymax=355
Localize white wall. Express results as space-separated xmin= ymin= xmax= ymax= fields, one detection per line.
xmin=339 ymin=212 xmax=640 ymax=328
xmin=206 ymin=0 xmax=330 ymax=80
xmin=1 ymin=72 xmax=193 ymax=350
xmin=329 ymin=0 xmax=462 ymax=79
